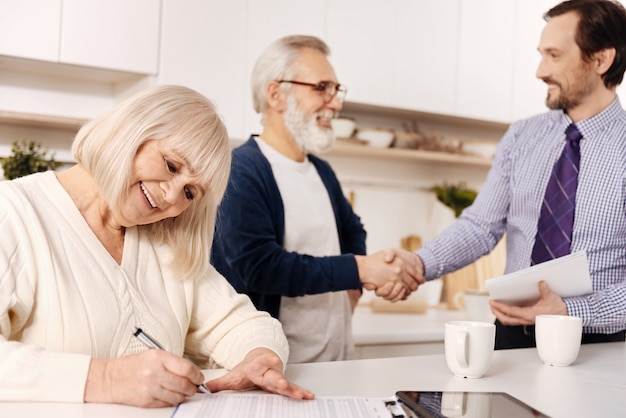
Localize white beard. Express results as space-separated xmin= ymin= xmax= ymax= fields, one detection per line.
xmin=283 ymin=95 xmax=336 ymax=154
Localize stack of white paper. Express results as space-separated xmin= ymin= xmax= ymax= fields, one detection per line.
xmin=173 ymin=394 xmax=397 ymax=418
xmin=485 ymin=251 xmax=592 ymax=305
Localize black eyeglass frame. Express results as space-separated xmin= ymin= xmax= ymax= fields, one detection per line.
xmin=277 ymin=79 xmax=347 ymax=103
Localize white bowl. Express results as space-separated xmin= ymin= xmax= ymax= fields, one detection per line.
xmin=356 ymin=128 xmax=394 ymax=148
xmin=331 ymin=118 xmax=356 ymax=138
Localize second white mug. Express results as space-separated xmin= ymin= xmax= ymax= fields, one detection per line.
xmin=535 ymin=314 xmax=582 ymax=366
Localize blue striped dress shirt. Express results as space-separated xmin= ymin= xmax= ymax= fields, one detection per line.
xmin=417 ymin=98 xmax=626 ymax=334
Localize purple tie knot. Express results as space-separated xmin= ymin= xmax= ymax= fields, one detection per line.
xmin=565 ymin=123 xmax=582 ymax=146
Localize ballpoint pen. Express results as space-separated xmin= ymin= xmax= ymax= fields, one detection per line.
xmin=133 ymin=327 xmax=211 ymax=394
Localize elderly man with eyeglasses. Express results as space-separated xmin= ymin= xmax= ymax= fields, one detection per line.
xmin=211 ymin=35 xmax=423 ymax=364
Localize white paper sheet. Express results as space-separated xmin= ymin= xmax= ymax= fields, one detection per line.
xmin=485 ymin=251 xmax=592 ymax=305
xmin=171 ymin=394 xmax=398 ymax=418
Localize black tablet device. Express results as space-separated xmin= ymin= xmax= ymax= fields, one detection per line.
xmin=395 ymin=390 xmax=550 ymax=418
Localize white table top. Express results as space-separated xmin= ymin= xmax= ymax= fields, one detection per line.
xmin=352 ymin=305 xmax=466 ymax=345
xmin=287 ymin=341 xmax=626 ymax=418
xmin=2 ymin=342 xmax=625 ymax=418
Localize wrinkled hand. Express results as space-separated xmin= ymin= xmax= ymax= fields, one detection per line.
xmin=206 ymin=348 xmax=315 ymax=400
xmin=85 ymin=350 xmax=206 ymax=408
xmin=490 ymin=281 xmax=568 ymax=326
xmin=356 ymin=248 xmax=424 ymax=302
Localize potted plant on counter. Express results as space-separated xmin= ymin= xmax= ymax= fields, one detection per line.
xmin=431 ymin=182 xmax=480 ymax=309
xmin=431 ymin=182 xmax=478 ymax=218
xmin=0 ymin=140 xmax=63 ymax=180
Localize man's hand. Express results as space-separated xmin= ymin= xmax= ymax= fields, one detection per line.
xmin=206 ymin=348 xmax=315 ymax=400
xmin=355 ymin=248 xmax=425 ymax=302
xmin=490 ymin=281 xmax=568 ymax=326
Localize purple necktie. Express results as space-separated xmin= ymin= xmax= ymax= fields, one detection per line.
xmin=531 ymin=123 xmax=583 ymax=265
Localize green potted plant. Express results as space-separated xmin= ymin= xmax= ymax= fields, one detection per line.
xmin=0 ymin=140 xmax=63 ymax=180
xmin=431 ymin=182 xmax=478 ymax=217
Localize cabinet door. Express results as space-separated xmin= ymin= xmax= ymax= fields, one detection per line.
xmin=0 ymin=0 xmax=61 ymax=62
xmin=160 ymin=0 xmax=327 ymax=140
xmin=456 ymin=0 xmax=515 ymax=123
xmin=393 ymin=0 xmax=460 ymax=116
xmin=326 ymin=0 xmax=395 ymax=107
xmin=511 ymin=0 xmax=557 ymax=121
xmin=242 ymin=0 xmax=328 ymax=138
xmin=60 ymin=0 xmax=160 ymax=74
xmin=159 ymin=0 xmax=248 ymax=139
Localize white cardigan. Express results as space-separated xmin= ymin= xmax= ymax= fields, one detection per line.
xmin=0 ymin=172 xmax=288 ymax=403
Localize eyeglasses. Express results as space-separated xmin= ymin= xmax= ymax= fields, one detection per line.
xmin=277 ymin=80 xmax=347 ymax=103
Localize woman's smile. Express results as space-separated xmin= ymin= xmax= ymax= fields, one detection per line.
xmin=140 ymin=181 xmax=157 ymax=208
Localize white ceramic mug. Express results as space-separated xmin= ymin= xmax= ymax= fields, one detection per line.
xmin=445 ymin=321 xmax=495 ymax=378
xmin=441 ymin=392 xmax=493 ymax=418
xmin=535 ymin=314 xmax=582 ymax=366
xmin=453 ymin=289 xmax=495 ymax=323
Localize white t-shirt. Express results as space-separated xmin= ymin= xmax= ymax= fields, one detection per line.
xmin=255 ymin=137 xmax=354 ymax=363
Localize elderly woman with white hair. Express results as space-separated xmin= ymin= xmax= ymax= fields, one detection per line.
xmin=0 ymin=85 xmax=314 ymax=407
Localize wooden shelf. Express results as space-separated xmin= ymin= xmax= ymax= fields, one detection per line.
xmin=342 ymin=101 xmax=510 ymax=132
xmin=327 ymin=142 xmax=492 ymax=168
xmin=0 ymin=112 xmax=493 ymax=168
xmin=0 ymin=55 xmax=148 ymax=83
xmin=0 ymin=110 xmax=87 ymax=131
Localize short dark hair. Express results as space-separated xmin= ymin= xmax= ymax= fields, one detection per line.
xmin=545 ymin=0 xmax=626 ymax=88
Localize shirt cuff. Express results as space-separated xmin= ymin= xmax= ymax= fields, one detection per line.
xmin=415 ymin=248 xmax=440 ymax=280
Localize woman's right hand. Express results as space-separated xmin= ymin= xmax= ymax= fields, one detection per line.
xmin=84 ymin=350 xmax=206 ymax=407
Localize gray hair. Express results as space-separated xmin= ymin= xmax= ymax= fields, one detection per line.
xmin=251 ymin=35 xmax=331 ymax=115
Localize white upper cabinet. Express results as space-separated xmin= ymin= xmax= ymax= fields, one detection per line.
xmin=0 ymin=0 xmax=159 ymax=74
xmin=159 ymin=0 xmax=327 ymax=140
xmin=159 ymin=0 xmax=248 ymax=138
xmin=456 ymin=0 xmax=516 ymax=123
xmin=393 ymin=0 xmax=460 ymax=115
xmin=242 ymin=0 xmax=328 ymax=138
xmin=511 ymin=0 xmax=559 ymax=121
xmin=0 ymin=0 xmax=62 ymax=62
xmin=326 ymin=0 xmax=396 ymax=107
xmin=60 ymin=0 xmax=160 ymax=74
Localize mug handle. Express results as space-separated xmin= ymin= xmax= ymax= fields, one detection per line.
xmin=456 ymin=330 xmax=469 ymax=368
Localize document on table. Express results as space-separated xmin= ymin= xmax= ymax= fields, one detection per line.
xmin=172 ymin=393 xmax=400 ymax=418
xmin=485 ymin=250 xmax=592 ymax=305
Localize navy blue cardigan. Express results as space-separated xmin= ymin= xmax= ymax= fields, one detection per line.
xmin=212 ymin=137 xmax=366 ymax=318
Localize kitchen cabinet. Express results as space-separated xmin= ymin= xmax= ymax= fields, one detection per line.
xmin=159 ymin=0 xmax=248 ymax=138
xmin=511 ymin=0 xmax=560 ymax=121
xmin=241 ymin=0 xmax=328 ymax=137
xmin=326 ymin=0 xmax=395 ymax=107
xmin=456 ymin=0 xmax=516 ymax=123
xmin=0 ymin=0 xmax=61 ymax=62
xmin=393 ymin=0 xmax=460 ymax=116
xmin=0 ymin=0 xmax=159 ymax=75
xmin=60 ymin=0 xmax=160 ymax=74
xmin=159 ymin=0 xmax=327 ymax=140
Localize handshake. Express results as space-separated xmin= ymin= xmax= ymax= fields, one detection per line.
xmin=355 ymin=248 xmax=426 ymax=302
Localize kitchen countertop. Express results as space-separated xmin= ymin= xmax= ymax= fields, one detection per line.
xmin=352 ymin=304 xmax=466 ymax=346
